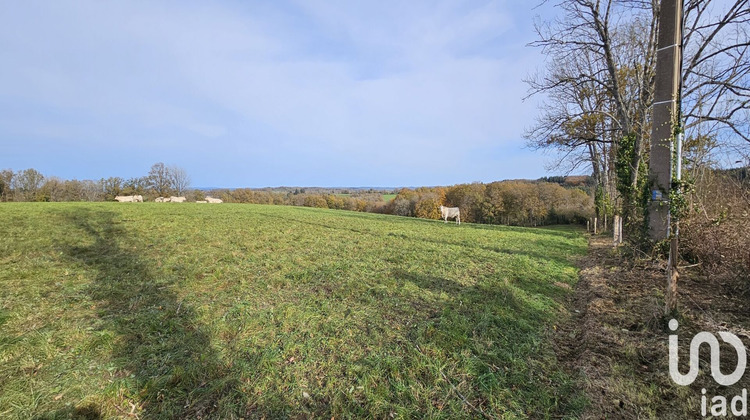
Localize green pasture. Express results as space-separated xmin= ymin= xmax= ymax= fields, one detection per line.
xmin=0 ymin=202 xmax=587 ymax=419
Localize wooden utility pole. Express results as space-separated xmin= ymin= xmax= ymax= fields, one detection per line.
xmin=649 ymin=0 xmax=684 ymax=312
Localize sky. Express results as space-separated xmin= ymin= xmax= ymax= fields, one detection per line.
xmin=0 ymin=1 xmax=559 ymax=188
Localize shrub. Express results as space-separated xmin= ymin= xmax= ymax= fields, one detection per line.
xmin=414 ymin=196 xmax=441 ymax=219
xmin=681 ymin=170 xmax=750 ymax=283
xmin=304 ymin=195 xmax=328 ymax=209
xmin=392 ymin=198 xmax=414 ymax=217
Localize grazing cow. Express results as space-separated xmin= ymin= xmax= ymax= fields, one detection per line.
xmin=155 ymin=197 xmax=166 ymax=202
xmin=169 ymin=196 xmax=186 ymax=203
xmin=440 ymin=206 xmax=461 ymax=225
xmin=114 ymin=195 xmax=134 ymax=202
xmin=206 ymin=197 xmax=223 ymax=204
xmin=196 ymin=200 xmax=208 ymax=203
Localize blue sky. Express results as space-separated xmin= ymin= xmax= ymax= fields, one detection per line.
xmin=1 ymin=1 xmax=558 ymax=188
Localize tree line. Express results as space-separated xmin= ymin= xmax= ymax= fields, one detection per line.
xmin=386 ymin=181 xmax=592 ymax=226
xmin=0 ymin=163 xmax=191 ymax=202
xmin=1 ymin=164 xmax=594 ymax=227
xmin=212 ymin=179 xmax=593 ymax=227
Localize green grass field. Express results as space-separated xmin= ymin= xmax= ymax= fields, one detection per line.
xmin=0 ymin=203 xmax=587 ymax=419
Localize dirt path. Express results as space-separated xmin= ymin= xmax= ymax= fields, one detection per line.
xmin=556 ymin=235 xmax=750 ymax=419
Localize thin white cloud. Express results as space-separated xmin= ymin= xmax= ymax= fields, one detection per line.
xmin=0 ymin=0 xmax=554 ymax=186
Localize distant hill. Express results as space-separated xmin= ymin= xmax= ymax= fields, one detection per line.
xmin=537 ymin=175 xmax=594 ymax=188
xmin=196 ymin=177 xmax=595 ymax=193
xmin=197 ymin=186 xmax=400 ymax=195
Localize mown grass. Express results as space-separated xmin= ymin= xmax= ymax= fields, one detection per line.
xmin=0 ymin=203 xmax=587 ymax=419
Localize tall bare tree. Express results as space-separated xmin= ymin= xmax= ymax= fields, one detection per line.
xmin=169 ymin=166 xmax=191 ymax=197
xmin=526 ymin=0 xmax=658 ymax=221
xmin=12 ymin=168 xmax=45 ymax=201
xmin=526 ymin=0 xmax=750 ymax=231
xmin=681 ymin=1 xmax=750 ymax=157
xmin=148 ymin=162 xmax=172 ymax=198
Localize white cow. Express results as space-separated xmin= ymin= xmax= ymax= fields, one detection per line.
xmin=133 ymin=195 xmax=143 ymax=202
xmin=206 ymin=197 xmax=223 ymax=204
xmin=169 ymin=196 xmax=186 ymax=203
xmin=155 ymin=197 xmax=166 ymax=202
xmin=114 ymin=195 xmax=134 ymax=202
xmin=440 ymin=206 xmax=461 ymax=225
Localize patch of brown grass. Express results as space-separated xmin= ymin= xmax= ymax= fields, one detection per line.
xmin=555 ymin=235 xmax=750 ymax=419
